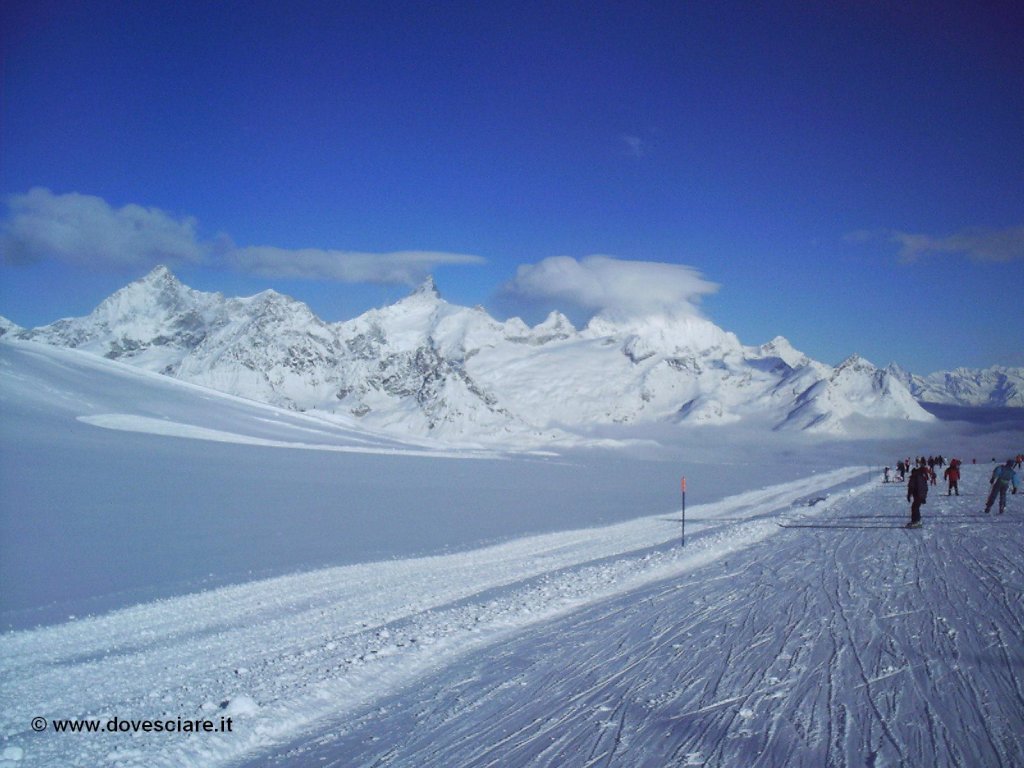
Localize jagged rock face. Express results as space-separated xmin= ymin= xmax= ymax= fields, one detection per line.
xmin=19 ymin=266 xmax=226 ymax=372
xmin=7 ymin=266 xmax=941 ymax=442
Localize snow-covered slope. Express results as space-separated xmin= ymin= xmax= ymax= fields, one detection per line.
xmin=887 ymin=362 xmax=1024 ymax=407
xmin=11 ymin=266 xmax=934 ymax=441
xmin=0 ymin=337 xmax=493 ymax=459
xmin=4 ymin=464 xmax=1023 ymax=768
xmin=779 ymin=354 xmax=934 ymax=431
xmin=0 ymin=315 xmax=22 ymax=338
xmin=2 ymin=334 xmax=1022 ymax=767
xmin=0 ymin=337 xmax=699 ymax=628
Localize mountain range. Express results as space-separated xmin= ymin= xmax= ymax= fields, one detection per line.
xmin=885 ymin=363 xmax=1023 ymax=409
xmin=2 ymin=266 xmax=1019 ymax=445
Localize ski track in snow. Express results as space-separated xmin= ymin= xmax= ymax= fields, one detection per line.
xmin=3 ymin=466 xmax=1024 ymax=767
xmin=253 ymin=470 xmax=1024 ymax=768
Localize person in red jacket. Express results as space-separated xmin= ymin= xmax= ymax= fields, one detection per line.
xmin=944 ymin=459 xmax=961 ymax=496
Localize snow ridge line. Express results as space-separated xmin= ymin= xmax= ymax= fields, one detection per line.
xmin=0 ymin=467 xmax=869 ymax=768
xmin=76 ymin=413 xmax=502 ymax=459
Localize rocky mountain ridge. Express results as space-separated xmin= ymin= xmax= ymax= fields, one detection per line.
xmin=885 ymin=363 xmax=1023 ymax=409
xmin=5 ymin=266 xmax=1008 ymax=445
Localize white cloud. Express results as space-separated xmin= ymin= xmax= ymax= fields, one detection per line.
xmin=506 ymin=255 xmax=719 ymax=321
xmin=1 ymin=188 xmax=486 ymax=284
xmin=848 ymin=226 xmax=1024 ymax=263
xmin=228 ymin=245 xmax=486 ymax=284
xmin=1 ymin=187 xmax=206 ymax=269
xmin=891 ymin=226 xmax=1024 ymax=263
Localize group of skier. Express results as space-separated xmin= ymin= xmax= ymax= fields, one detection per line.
xmin=893 ymin=455 xmax=1020 ymax=529
xmin=885 ymin=455 xmax=949 ymax=485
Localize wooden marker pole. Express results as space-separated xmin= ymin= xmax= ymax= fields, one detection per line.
xmin=681 ymin=476 xmax=687 ymax=547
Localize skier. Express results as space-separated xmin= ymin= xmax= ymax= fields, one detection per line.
xmin=906 ymin=458 xmax=929 ymax=528
xmin=983 ymin=459 xmax=1020 ymax=514
xmin=884 ymin=467 xmax=891 ymax=483
xmin=943 ymin=459 xmax=961 ymax=496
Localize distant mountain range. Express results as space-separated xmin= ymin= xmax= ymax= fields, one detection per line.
xmin=885 ymin=363 xmax=1023 ymax=409
xmin=2 ymin=266 xmax=1019 ymax=444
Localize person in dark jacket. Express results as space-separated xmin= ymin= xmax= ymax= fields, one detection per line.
xmin=943 ymin=460 xmax=961 ymax=496
xmin=906 ymin=459 xmax=929 ymax=528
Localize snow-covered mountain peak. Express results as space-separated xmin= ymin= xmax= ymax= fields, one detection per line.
xmin=6 ymin=268 xmax=954 ymax=442
xmin=109 ymin=264 xmax=213 ymax=311
xmin=342 ymin=278 xmax=460 ymax=355
xmin=833 ymin=353 xmax=877 ymax=377
xmin=888 ymin=362 xmax=1024 ymax=407
xmin=406 ymin=275 xmax=441 ymax=301
xmin=585 ymin=311 xmax=743 ymax=361
xmin=836 ymin=352 xmax=870 ymax=367
xmin=364 ymin=276 xmax=451 ymax=331
xmin=141 ymin=263 xmax=175 ymax=282
xmin=0 ymin=315 xmax=23 ymax=338
xmin=237 ymin=287 xmax=314 ymax=319
xmin=754 ymin=336 xmax=811 ymax=369
xmin=527 ymin=311 xmax=576 ymax=343
xmin=107 ymin=264 xmax=189 ymax=304
xmin=884 ymin=361 xmax=911 ymax=379
xmin=85 ymin=264 xmax=223 ymax=333
xmin=784 ymin=353 xmax=932 ymax=430
xmin=539 ymin=309 xmax=574 ymax=330
xmin=16 ymin=266 xmax=221 ymax=370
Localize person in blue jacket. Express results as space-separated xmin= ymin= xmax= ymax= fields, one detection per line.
xmin=984 ymin=459 xmax=1020 ymax=514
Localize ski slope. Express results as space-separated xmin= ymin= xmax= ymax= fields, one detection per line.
xmin=3 ymin=464 xmax=1023 ymax=767
xmin=0 ymin=338 xmax=833 ymax=629
xmin=271 ymin=468 xmax=1024 ymax=768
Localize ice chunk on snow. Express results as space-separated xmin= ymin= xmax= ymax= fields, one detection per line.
xmin=221 ymin=694 xmax=259 ymax=717
xmin=1 ymin=746 xmax=24 ymax=762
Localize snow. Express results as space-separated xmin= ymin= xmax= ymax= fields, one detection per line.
xmin=1 ymin=338 xmax=837 ymax=628
xmin=2 ymin=336 xmax=1023 ymax=767
xmin=888 ymin=363 xmax=1024 ymax=408
xmin=4 ymin=457 xmax=1024 ymax=767
xmin=74 ymin=413 xmax=494 ymax=458
xmin=11 ymin=266 xmax=940 ymax=441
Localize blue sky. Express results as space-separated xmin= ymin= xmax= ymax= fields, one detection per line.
xmin=1 ymin=0 xmax=1022 ymax=373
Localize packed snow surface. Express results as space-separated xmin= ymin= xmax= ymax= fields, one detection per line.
xmin=3 ymin=465 xmax=1023 ymax=767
